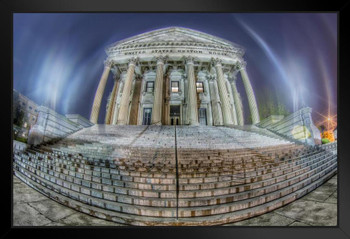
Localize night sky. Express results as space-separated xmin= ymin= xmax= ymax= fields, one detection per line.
xmin=13 ymin=13 xmax=337 ymax=125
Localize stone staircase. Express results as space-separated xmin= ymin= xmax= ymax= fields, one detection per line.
xmin=13 ymin=125 xmax=337 ymax=226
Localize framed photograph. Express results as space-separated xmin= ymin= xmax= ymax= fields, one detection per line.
xmin=4 ymin=0 xmax=350 ymax=239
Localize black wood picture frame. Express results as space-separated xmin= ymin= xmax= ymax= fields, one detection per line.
xmin=2 ymin=0 xmax=349 ymax=238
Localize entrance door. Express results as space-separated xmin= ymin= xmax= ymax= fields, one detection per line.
xmin=170 ymin=105 xmax=181 ymax=125
xmin=198 ymin=108 xmax=207 ymax=125
xmin=142 ymin=108 xmax=152 ymax=125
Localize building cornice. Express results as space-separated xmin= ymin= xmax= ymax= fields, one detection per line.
xmin=104 ymin=27 xmax=245 ymax=65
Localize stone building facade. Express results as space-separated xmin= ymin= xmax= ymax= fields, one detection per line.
xmin=90 ymin=27 xmax=260 ymax=126
xmin=28 ymin=106 xmax=93 ymax=145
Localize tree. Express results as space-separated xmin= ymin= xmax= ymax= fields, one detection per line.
xmin=319 ymin=125 xmax=326 ymax=133
xmin=321 ymin=138 xmax=330 ymax=144
xmin=276 ymin=97 xmax=290 ymax=116
xmin=13 ymin=99 xmax=25 ymax=127
xmin=256 ymin=87 xmax=290 ymax=120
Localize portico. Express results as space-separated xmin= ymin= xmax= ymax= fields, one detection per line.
xmin=89 ymin=27 xmax=260 ymax=126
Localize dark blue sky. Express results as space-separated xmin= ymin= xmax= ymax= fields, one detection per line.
xmin=13 ymin=13 xmax=337 ymax=125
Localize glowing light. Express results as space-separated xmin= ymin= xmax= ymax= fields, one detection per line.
xmin=235 ymin=19 xmax=290 ymax=83
xmin=234 ymin=17 xmax=300 ymax=112
xmin=315 ymin=111 xmax=337 ymax=131
xmin=233 ymin=14 xmax=336 ymax=119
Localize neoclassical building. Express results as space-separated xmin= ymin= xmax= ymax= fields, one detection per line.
xmin=90 ymin=27 xmax=260 ymax=126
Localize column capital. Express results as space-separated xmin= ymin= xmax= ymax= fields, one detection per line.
xmin=199 ymin=74 xmax=209 ymax=82
xmin=135 ymin=74 xmax=143 ymax=81
xmin=235 ymin=61 xmax=247 ymax=71
xmin=128 ymin=57 xmax=139 ymax=66
xmin=155 ymin=55 xmax=168 ymax=65
xmin=112 ymin=74 xmax=119 ymax=81
xmin=212 ymin=58 xmax=223 ymax=67
xmin=142 ymin=66 xmax=152 ymax=75
xmin=104 ymin=59 xmax=114 ymax=68
xmin=168 ymin=65 xmax=178 ymax=71
xmin=206 ymin=74 xmax=216 ymax=82
xmin=183 ymin=56 xmax=194 ymax=65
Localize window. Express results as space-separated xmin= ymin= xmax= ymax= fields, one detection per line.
xmin=146 ymin=81 xmax=154 ymax=93
xmin=196 ymin=82 xmax=204 ymax=93
xmin=171 ymin=81 xmax=179 ymax=93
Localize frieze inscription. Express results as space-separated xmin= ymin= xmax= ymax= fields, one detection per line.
xmin=122 ymin=48 xmax=232 ymax=56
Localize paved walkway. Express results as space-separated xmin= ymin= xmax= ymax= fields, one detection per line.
xmin=13 ymin=174 xmax=337 ymax=227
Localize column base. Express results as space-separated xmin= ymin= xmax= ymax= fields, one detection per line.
xmin=224 ymin=123 xmax=235 ymax=127
xmin=117 ymin=121 xmax=128 ymax=125
xmin=224 ymin=122 xmax=235 ymax=126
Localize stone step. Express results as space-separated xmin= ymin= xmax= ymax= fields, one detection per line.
xmin=17 ymin=146 xmax=331 ymax=192
xmin=177 ymin=150 xmax=330 ymax=177
xmin=29 ymin=144 xmax=310 ymax=172
xmin=175 ymin=167 xmax=337 ymax=225
xmin=14 ymin=165 xmax=178 ymax=214
xmin=14 ymin=147 xmax=336 ymax=210
xmin=177 ymin=156 xmax=337 ymax=206
xmin=14 ymin=156 xmax=336 ymax=217
xmin=13 ymin=164 xmax=337 ymax=225
xmin=17 ymin=147 xmax=325 ymax=192
xmin=13 ymin=125 xmax=337 ymax=225
xmin=176 ymin=153 xmax=335 ymax=194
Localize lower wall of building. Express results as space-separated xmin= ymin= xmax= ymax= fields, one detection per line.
xmin=256 ymin=107 xmax=321 ymax=145
xmin=27 ymin=106 xmax=88 ymax=145
xmin=13 ymin=140 xmax=29 ymax=152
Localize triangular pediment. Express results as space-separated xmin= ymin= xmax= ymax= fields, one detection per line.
xmin=108 ymin=27 xmax=242 ymax=49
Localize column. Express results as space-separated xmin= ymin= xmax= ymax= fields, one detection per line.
xmin=163 ymin=74 xmax=170 ymax=125
xmin=203 ymin=79 xmax=213 ymax=126
xmin=208 ymin=77 xmax=223 ymax=126
xmin=183 ymin=74 xmax=189 ymax=125
xmin=231 ymin=79 xmax=244 ymax=126
xmin=105 ymin=78 xmax=119 ymax=124
xmin=90 ymin=60 xmax=112 ymax=124
xmin=185 ymin=56 xmax=199 ymax=125
xmin=111 ymin=80 xmax=124 ymax=125
xmin=226 ymin=80 xmax=238 ymax=125
xmin=129 ymin=76 xmax=142 ymax=125
xmin=213 ymin=59 xmax=234 ymax=126
xmin=137 ymin=76 xmax=145 ymax=125
xmin=240 ymin=65 xmax=260 ymax=124
xmin=151 ymin=56 xmax=166 ymax=125
xmin=117 ymin=58 xmax=137 ymax=125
